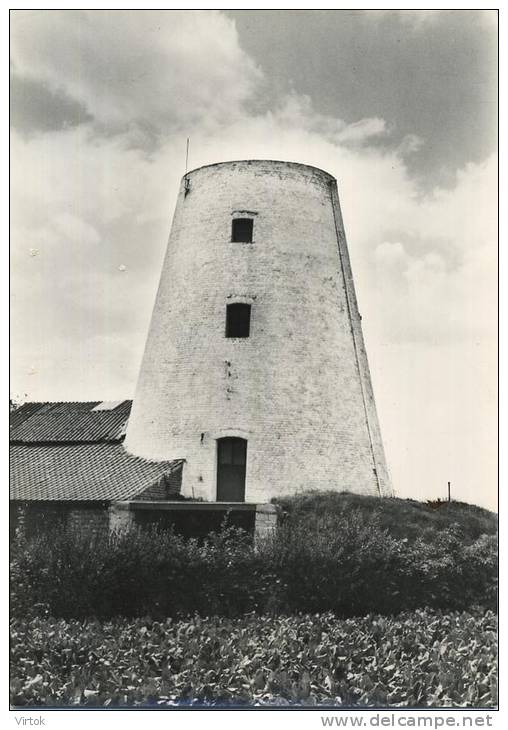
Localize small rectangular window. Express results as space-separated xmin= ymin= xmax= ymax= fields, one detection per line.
xmin=232 ymin=218 xmax=253 ymax=243
xmin=226 ymin=303 xmax=251 ymax=338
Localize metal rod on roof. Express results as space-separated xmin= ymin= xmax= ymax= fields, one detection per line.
xmin=447 ymin=481 xmax=451 ymax=502
xmin=184 ymin=138 xmax=191 ymax=196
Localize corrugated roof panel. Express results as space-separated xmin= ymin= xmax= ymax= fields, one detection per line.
xmin=9 ymin=443 xmax=183 ymax=502
xmin=9 ymin=401 xmax=132 ymax=444
xmin=9 ymin=402 xmax=50 ymax=430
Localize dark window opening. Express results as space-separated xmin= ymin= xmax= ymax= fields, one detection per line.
xmin=226 ymin=303 xmax=251 ymax=338
xmin=232 ymin=218 xmax=253 ymax=243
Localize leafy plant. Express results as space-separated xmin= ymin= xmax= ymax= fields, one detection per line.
xmin=10 ymin=608 xmax=497 ymax=708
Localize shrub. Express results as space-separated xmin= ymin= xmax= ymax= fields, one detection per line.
xmin=10 ymin=506 xmax=497 ymax=620
xmin=10 ymin=524 xmax=272 ymax=619
xmin=258 ymin=511 xmax=408 ymax=616
xmin=403 ymin=529 xmax=498 ymax=612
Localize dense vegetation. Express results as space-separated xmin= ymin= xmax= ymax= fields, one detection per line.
xmin=274 ymin=491 xmax=497 ymax=543
xmin=10 ymin=608 xmax=497 ymax=708
xmin=10 ymin=493 xmax=497 ymax=708
xmin=11 ymin=494 xmax=497 ymax=620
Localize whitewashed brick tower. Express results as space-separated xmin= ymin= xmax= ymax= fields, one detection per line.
xmin=125 ymin=160 xmax=392 ymax=501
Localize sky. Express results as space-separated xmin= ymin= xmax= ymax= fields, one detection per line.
xmin=10 ymin=9 xmax=498 ymax=510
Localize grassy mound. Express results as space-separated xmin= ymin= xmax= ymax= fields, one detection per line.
xmin=10 ymin=608 xmax=497 ymax=708
xmin=11 ymin=491 xmax=497 ymax=620
xmin=274 ymin=491 xmax=497 ymax=543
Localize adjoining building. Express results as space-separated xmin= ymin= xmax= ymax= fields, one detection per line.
xmin=9 ymin=400 xmax=184 ymax=538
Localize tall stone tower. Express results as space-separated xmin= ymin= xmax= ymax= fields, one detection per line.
xmin=125 ymin=160 xmax=392 ymax=502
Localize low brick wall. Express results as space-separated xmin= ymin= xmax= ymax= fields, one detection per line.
xmin=109 ymin=500 xmax=278 ymax=540
xmin=10 ymin=498 xmax=278 ymax=542
xmin=10 ymin=501 xmax=109 ymax=541
xmin=66 ymin=506 xmax=110 ymax=538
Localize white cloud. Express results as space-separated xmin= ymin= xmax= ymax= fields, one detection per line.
xmin=10 ymin=10 xmax=262 ymax=145
xmin=375 ymin=241 xmax=407 ymax=265
xmin=335 ymin=117 xmax=387 ymax=143
xmin=265 ymin=94 xmax=388 ymax=148
xmin=363 ymin=154 xmax=497 ymax=345
xmin=397 ymin=133 xmax=424 ymax=156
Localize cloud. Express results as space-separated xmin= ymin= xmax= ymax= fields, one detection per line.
xmin=335 ymin=117 xmax=388 ymax=143
xmin=268 ymin=94 xmax=389 ymax=148
xmin=10 ymin=72 xmax=93 ymax=136
xmin=394 ymin=8 xmax=497 ymax=31
xmin=392 ymin=9 xmax=444 ymax=28
xmin=375 ymin=241 xmax=407 ymax=266
xmin=365 ymin=154 xmax=497 ymax=345
xmin=10 ymin=10 xmax=262 ymax=148
xmin=397 ymin=133 xmax=424 ymax=156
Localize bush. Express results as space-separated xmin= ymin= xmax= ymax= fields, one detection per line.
xmin=10 ymin=506 xmax=497 ymax=620
xmin=10 ymin=524 xmax=270 ymax=619
xmin=259 ymin=511 xmax=408 ymax=616
xmin=10 ymin=608 xmax=497 ymax=707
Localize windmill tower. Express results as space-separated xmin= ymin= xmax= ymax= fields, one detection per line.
xmin=125 ymin=160 xmax=392 ymax=502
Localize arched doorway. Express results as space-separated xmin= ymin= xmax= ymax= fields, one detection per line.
xmin=216 ymin=437 xmax=247 ymax=502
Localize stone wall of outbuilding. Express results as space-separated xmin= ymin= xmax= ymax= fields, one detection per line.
xmin=10 ymin=501 xmax=110 ymax=541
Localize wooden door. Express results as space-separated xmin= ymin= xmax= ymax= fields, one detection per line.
xmin=216 ymin=437 xmax=247 ymax=502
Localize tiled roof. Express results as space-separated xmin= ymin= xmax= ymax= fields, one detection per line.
xmin=10 ymin=401 xmax=132 ymax=444
xmin=10 ymin=443 xmax=183 ymax=502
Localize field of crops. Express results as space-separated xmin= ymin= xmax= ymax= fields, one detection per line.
xmin=10 ymin=608 xmax=497 ymax=708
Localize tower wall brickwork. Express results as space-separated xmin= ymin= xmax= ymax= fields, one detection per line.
xmin=125 ymin=160 xmax=392 ymax=501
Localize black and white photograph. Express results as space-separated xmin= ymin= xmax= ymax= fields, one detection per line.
xmin=9 ymin=8 xmax=498 ymax=715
